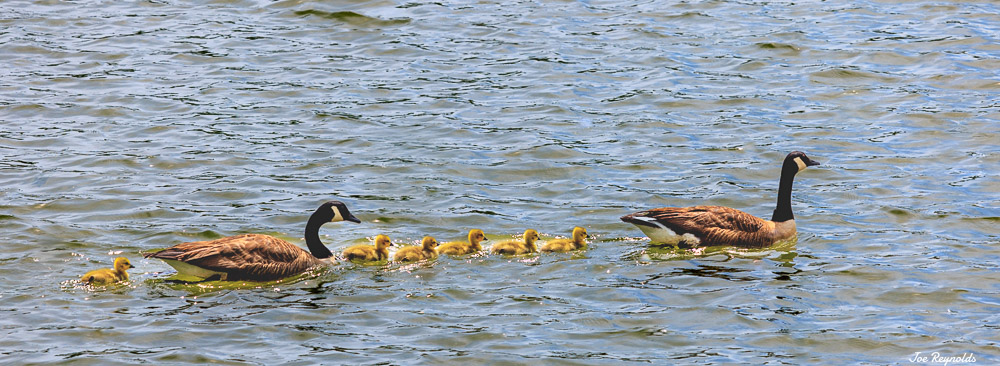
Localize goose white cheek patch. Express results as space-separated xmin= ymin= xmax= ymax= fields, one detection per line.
xmin=794 ymin=157 xmax=807 ymax=172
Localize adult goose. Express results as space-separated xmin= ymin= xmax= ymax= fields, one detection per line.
xmin=144 ymin=201 xmax=361 ymax=281
xmin=620 ymin=151 xmax=820 ymax=248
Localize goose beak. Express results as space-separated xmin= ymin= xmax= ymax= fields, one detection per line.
xmin=807 ymin=159 xmax=821 ymax=167
xmin=344 ymin=213 xmax=362 ymax=224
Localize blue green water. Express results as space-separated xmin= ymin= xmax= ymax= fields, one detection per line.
xmin=1 ymin=0 xmax=998 ymax=364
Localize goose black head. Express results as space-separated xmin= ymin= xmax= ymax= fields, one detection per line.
xmin=320 ymin=201 xmax=362 ymax=224
xmin=785 ymin=151 xmax=821 ymax=173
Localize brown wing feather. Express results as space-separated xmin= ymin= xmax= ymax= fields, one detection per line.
xmin=146 ymin=234 xmax=319 ymax=281
xmin=639 ymin=206 xmax=773 ymax=248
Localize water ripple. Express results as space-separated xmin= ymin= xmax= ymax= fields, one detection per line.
xmin=1 ymin=0 xmax=998 ymax=364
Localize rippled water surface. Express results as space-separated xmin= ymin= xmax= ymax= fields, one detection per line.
xmin=2 ymin=0 xmax=999 ymax=364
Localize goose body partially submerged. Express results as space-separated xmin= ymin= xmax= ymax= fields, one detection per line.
xmin=144 ymin=201 xmax=361 ymax=281
xmin=621 ymin=151 xmax=820 ymax=248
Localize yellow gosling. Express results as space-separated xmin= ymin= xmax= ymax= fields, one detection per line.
xmin=343 ymin=234 xmax=392 ymax=262
xmin=394 ymin=236 xmax=439 ymax=262
xmin=80 ymin=257 xmax=133 ymax=285
xmin=540 ymin=227 xmax=589 ymax=252
xmin=437 ymin=229 xmax=487 ymax=255
xmin=491 ymin=229 xmax=540 ymax=255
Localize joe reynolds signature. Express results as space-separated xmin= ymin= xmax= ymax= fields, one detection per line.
xmin=908 ymin=352 xmax=976 ymax=366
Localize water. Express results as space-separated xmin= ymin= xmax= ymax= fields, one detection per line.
xmin=2 ymin=0 xmax=998 ymax=364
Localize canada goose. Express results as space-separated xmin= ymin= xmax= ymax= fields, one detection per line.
xmin=394 ymin=236 xmax=438 ymax=262
xmin=343 ymin=234 xmax=392 ymax=262
xmin=491 ymin=229 xmax=540 ymax=255
xmin=80 ymin=257 xmax=133 ymax=285
xmin=540 ymin=227 xmax=589 ymax=252
xmin=144 ymin=201 xmax=361 ymax=281
xmin=620 ymin=151 xmax=820 ymax=248
xmin=437 ymin=229 xmax=487 ymax=255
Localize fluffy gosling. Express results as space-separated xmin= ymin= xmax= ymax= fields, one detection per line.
xmin=394 ymin=236 xmax=439 ymax=262
xmin=80 ymin=257 xmax=133 ymax=285
xmin=437 ymin=229 xmax=487 ymax=255
xmin=491 ymin=229 xmax=540 ymax=255
xmin=343 ymin=234 xmax=392 ymax=262
xmin=540 ymin=227 xmax=589 ymax=252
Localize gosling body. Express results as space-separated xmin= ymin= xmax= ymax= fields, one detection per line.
xmin=438 ymin=229 xmax=487 ymax=255
xmin=394 ymin=236 xmax=439 ymax=262
xmin=620 ymin=151 xmax=820 ymax=248
xmin=144 ymin=201 xmax=361 ymax=281
xmin=491 ymin=229 xmax=540 ymax=255
xmin=343 ymin=234 xmax=392 ymax=262
xmin=80 ymin=257 xmax=133 ymax=285
xmin=540 ymin=227 xmax=589 ymax=252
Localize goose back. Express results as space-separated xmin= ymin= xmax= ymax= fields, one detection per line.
xmin=622 ymin=206 xmax=782 ymax=248
xmin=145 ymin=234 xmax=321 ymax=281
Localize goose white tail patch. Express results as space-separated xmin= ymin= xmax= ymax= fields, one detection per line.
xmin=626 ymin=215 xmax=702 ymax=245
xmin=680 ymin=233 xmax=701 ymax=245
xmin=161 ymin=259 xmax=228 ymax=280
xmin=633 ymin=216 xmax=666 ymax=228
xmin=627 ymin=218 xmax=702 ymax=245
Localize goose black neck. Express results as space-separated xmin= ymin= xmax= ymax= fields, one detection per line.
xmin=305 ymin=214 xmax=334 ymax=259
xmin=771 ymin=159 xmax=799 ymax=223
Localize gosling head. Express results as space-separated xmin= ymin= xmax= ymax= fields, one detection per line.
xmin=421 ymin=236 xmax=438 ymax=251
xmin=468 ymin=229 xmax=487 ymax=244
xmin=572 ymin=226 xmax=588 ymax=244
xmin=785 ymin=151 xmax=821 ymax=174
xmin=375 ymin=234 xmax=392 ymax=249
xmin=114 ymin=257 xmax=133 ymax=272
xmin=468 ymin=229 xmax=487 ymax=251
xmin=319 ymin=201 xmax=362 ymax=224
xmin=523 ymin=229 xmax=540 ymax=244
